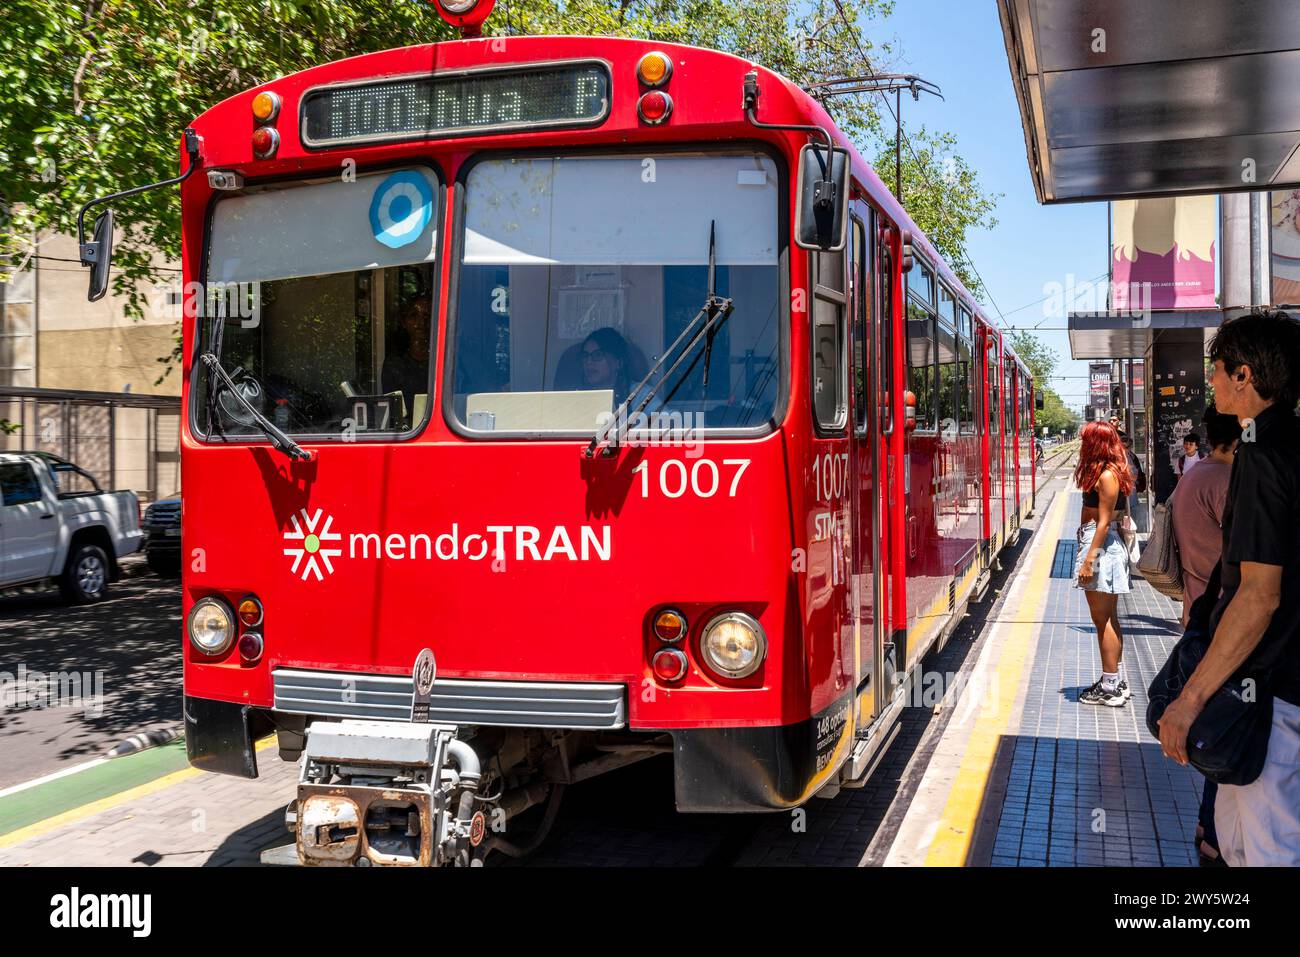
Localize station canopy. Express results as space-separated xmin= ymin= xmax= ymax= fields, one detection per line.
xmin=999 ymin=0 xmax=1300 ymax=203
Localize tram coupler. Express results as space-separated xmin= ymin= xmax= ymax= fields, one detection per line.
xmin=261 ymin=719 xmax=485 ymax=867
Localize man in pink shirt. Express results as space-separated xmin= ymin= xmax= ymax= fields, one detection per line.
xmin=1171 ymin=408 xmax=1240 ymax=626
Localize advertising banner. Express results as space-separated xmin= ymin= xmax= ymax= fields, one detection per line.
xmin=1272 ymin=190 xmax=1300 ymax=305
xmin=1110 ymin=195 xmax=1216 ymax=311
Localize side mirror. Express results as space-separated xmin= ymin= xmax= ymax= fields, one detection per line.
xmin=84 ymin=210 xmax=115 ymax=302
xmin=1035 ymin=391 xmax=1046 ymax=411
xmin=795 ymin=143 xmax=849 ymax=252
xmin=899 ymin=229 xmax=915 ymax=274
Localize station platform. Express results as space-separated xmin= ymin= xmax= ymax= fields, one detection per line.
xmin=884 ymin=473 xmax=1203 ymax=867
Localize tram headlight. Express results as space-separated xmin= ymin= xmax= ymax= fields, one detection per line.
xmin=188 ymin=597 xmax=235 ymax=656
xmin=437 ymin=0 xmax=479 ymax=13
xmin=700 ymin=612 xmax=766 ymax=679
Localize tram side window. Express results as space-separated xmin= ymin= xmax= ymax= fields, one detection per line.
xmin=877 ymin=239 xmax=895 ymax=435
xmin=936 ymin=319 xmax=958 ymax=435
xmin=851 ymin=219 xmax=868 ymax=434
xmin=958 ymin=308 xmax=975 ymax=434
xmin=813 ymin=248 xmax=847 ymax=431
xmin=988 ymin=349 xmax=1000 ymax=435
xmin=906 ymin=263 xmax=937 ymax=431
xmin=1005 ymin=367 xmax=1016 ymax=434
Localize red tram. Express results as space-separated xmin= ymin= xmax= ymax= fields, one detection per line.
xmin=84 ymin=2 xmax=1037 ymax=865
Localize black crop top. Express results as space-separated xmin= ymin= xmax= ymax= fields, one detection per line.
xmin=1081 ymin=485 xmax=1127 ymax=510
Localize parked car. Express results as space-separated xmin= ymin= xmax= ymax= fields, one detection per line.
xmin=141 ymin=496 xmax=181 ymax=575
xmin=0 ymin=451 xmax=142 ymax=602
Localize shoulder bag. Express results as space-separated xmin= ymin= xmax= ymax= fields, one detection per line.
xmin=1145 ymin=563 xmax=1279 ymax=786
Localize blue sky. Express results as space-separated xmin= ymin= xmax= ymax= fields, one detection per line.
xmin=865 ymin=0 xmax=1107 ymax=407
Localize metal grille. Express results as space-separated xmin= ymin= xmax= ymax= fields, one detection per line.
xmin=273 ymin=668 xmax=626 ymax=730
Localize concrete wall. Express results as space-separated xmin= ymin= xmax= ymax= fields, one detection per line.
xmin=0 ymin=232 xmax=182 ymax=501
xmin=26 ymin=233 xmax=182 ymax=396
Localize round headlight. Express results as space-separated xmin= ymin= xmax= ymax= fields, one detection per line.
xmin=439 ymin=0 xmax=478 ymax=13
xmin=188 ymin=597 xmax=235 ymax=655
xmin=700 ymin=612 xmax=766 ymax=679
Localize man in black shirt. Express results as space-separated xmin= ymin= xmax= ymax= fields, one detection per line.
xmin=1157 ymin=308 xmax=1300 ymax=866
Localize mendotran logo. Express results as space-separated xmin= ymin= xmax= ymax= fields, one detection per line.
xmin=281 ymin=508 xmax=612 ymax=581
xmin=283 ymin=508 xmax=344 ymax=581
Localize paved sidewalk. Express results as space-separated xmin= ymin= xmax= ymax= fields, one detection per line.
xmin=978 ymin=508 xmax=1198 ymax=867
xmin=0 ymin=745 xmax=296 ymax=867
xmin=887 ymin=486 xmax=1202 ymax=866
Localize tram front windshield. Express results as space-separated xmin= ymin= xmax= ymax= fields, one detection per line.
xmin=448 ymin=152 xmax=783 ymax=434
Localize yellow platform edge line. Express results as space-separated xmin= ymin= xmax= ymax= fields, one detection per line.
xmin=0 ymin=735 xmax=278 ymax=852
xmin=923 ymin=486 xmax=1070 ymax=866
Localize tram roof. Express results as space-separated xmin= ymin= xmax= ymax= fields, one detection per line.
xmin=998 ymin=0 xmax=1300 ymax=203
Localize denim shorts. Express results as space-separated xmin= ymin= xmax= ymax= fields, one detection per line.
xmin=1073 ymin=521 xmax=1132 ymax=594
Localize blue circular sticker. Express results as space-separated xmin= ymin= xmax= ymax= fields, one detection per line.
xmin=369 ymin=170 xmax=434 ymax=249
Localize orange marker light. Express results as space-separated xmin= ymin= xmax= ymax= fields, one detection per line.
xmin=637 ymin=52 xmax=673 ymax=87
xmin=238 ymin=597 xmax=263 ymax=627
xmin=653 ymin=608 xmax=687 ymax=643
xmin=251 ymin=91 xmax=281 ymax=124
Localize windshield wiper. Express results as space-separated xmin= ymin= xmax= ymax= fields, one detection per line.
xmin=200 ymin=352 xmax=310 ymax=461
xmin=584 ymin=220 xmax=734 ymax=458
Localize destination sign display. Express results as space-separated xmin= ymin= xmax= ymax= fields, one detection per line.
xmin=301 ymin=62 xmax=610 ymax=148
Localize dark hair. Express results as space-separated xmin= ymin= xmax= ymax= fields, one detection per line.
xmin=582 ymin=327 xmax=631 ymax=396
xmin=1207 ymin=308 xmax=1300 ymax=410
xmin=1202 ymin=405 xmax=1242 ymax=451
xmin=584 ymin=327 xmax=630 ymax=366
xmin=1183 ymin=432 xmax=1200 ymax=446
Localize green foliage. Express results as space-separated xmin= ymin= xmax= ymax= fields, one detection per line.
xmin=875 ymin=127 xmax=1000 ymax=299
xmin=1008 ymin=330 xmax=1057 ymax=384
xmin=0 ymin=418 xmax=18 ymax=435
xmin=1008 ymin=330 xmax=1077 ymax=436
xmin=1036 ymin=390 xmax=1079 ymax=437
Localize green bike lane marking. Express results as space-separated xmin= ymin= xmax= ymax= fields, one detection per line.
xmin=0 ymin=739 xmax=189 ymax=838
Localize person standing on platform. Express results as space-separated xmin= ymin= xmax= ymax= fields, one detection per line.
xmin=1169 ymin=404 xmax=1241 ymax=867
xmin=1176 ymin=433 xmax=1206 ymax=479
xmin=1172 ymin=408 xmax=1239 ymax=627
xmin=1073 ymin=420 xmax=1136 ymax=707
xmin=1157 ymin=308 xmax=1300 ymax=867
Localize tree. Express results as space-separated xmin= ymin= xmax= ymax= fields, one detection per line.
xmin=1008 ymin=331 xmax=1078 ymax=436
xmin=875 ymin=127 xmax=1000 ymax=299
xmin=1 ymin=0 xmax=1000 ymax=371
xmin=1007 ymin=330 xmax=1057 ymax=385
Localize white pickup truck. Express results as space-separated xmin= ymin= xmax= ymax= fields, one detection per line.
xmin=0 ymin=451 xmax=143 ymax=602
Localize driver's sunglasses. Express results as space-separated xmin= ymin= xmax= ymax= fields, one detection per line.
xmin=582 ymin=348 xmax=608 ymax=363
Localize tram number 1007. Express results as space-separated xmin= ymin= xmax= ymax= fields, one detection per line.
xmin=633 ymin=459 xmax=750 ymax=500
xmin=812 ymin=452 xmax=850 ymax=502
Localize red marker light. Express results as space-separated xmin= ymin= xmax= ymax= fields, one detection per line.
xmin=637 ymin=91 xmax=673 ymax=125
xmin=238 ymin=631 xmax=264 ymax=663
xmin=251 ymin=127 xmax=279 ymax=158
xmin=651 ymin=648 xmax=688 ymax=682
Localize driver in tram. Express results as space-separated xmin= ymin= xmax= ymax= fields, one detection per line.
xmin=381 ymin=295 xmax=433 ymax=416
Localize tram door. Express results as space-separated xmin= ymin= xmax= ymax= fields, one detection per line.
xmin=850 ymin=209 xmax=887 ymax=725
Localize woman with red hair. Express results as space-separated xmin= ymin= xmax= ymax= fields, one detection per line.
xmin=1073 ymin=420 xmax=1136 ymax=707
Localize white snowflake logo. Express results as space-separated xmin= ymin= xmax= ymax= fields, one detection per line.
xmin=283 ymin=508 xmax=343 ymax=581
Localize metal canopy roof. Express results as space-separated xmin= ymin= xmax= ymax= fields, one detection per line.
xmin=999 ymin=0 xmax=1300 ymax=203
xmin=1067 ymin=310 xmax=1221 ymax=359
